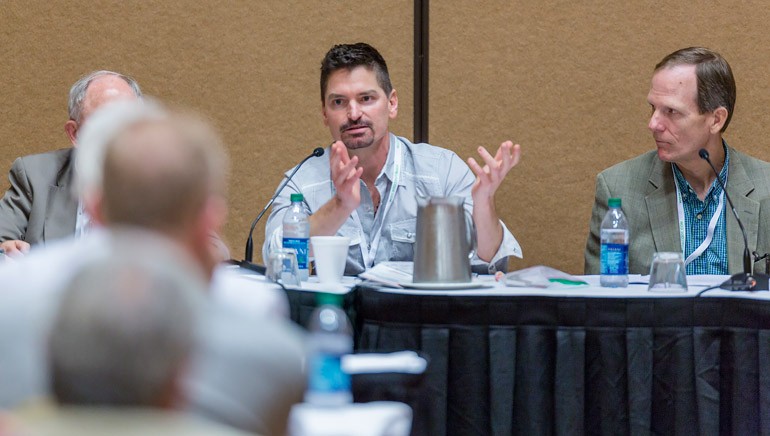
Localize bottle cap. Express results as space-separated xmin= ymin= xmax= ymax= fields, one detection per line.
xmin=316 ymin=292 xmax=343 ymax=307
xmin=290 ymin=193 xmax=304 ymax=202
xmin=608 ymin=198 xmax=621 ymax=208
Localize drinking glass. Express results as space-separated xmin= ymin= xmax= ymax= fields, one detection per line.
xmin=648 ymin=252 xmax=688 ymax=292
xmin=267 ymin=248 xmax=302 ymax=287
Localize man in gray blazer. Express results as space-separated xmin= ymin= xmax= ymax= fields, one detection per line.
xmin=0 ymin=70 xmax=141 ymax=257
xmin=586 ymin=47 xmax=770 ymax=276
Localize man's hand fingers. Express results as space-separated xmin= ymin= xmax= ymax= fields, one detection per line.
xmin=467 ymin=157 xmax=490 ymax=182
xmin=469 ymin=141 xmax=522 ymax=199
xmin=477 ymin=146 xmax=497 ymax=169
xmin=333 ymin=155 xmax=359 ymax=186
xmin=331 ymin=141 xmax=349 ymax=164
xmin=340 ymin=167 xmax=364 ymax=190
xmin=476 ymin=146 xmax=502 ymax=183
xmin=505 ymin=143 xmax=522 ymax=170
xmin=0 ymin=240 xmax=30 ymax=258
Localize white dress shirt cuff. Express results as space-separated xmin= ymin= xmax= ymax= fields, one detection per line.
xmin=472 ymin=220 xmax=522 ymax=274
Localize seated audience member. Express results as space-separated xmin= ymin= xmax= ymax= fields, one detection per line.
xmin=7 ymin=253 xmax=249 ymax=435
xmin=585 ymin=47 xmax=770 ymax=275
xmin=0 ymin=101 xmax=304 ymax=434
xmin=0 ymin=70 xmax=141 ymax=257
xmin=263 ymin=42 xmax=523 ymax=275
xmin=184 ymin=303 xmax=307 ymax=435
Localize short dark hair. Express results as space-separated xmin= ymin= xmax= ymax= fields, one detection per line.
xmin=320 ymin=43 xmax=393 ymax=102
xmin=655 ymin=47 xmax=736 ymax=132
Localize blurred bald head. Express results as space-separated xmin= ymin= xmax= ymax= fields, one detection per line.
xmin=75 ymin=100 xmax=229 ymax=276
xmin=49 ymin=249 xmax=205 ymax=408
xmin=100 ymin=112 xmax=227 ymax=235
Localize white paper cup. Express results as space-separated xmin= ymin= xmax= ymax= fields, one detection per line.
xmin=311 ymin=236 xmax=350 ymax=284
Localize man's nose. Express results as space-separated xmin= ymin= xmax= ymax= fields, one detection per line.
xmin=648 ymin=112 xmax=663 ymax=132
xmin=348 ymin=102 xmax=362 ymax=120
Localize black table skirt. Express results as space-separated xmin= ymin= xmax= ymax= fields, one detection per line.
xmin=354 ymin=288 xmax=770 ymax=436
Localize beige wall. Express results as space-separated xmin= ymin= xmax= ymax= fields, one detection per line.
xmin=431 ymin=1 xmax=770 ymax=273
xmin=2 ymin=1 xmax=770 ymax=273
xmin=0 ymin=1 xmax=413 ymax=262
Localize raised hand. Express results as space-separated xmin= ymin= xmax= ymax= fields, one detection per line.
xmin=330 ymin=141 xmax=363 ymax=212
xmin=467 ymin=141 xmax=521 ymax=200
xmin=466 ymin=141 xmax=522 ymax=262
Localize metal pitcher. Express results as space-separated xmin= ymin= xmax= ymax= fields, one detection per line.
xmin=413 ymin=196 xmax=477 ymax=283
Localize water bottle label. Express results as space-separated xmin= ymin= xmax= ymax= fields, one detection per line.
xmin=283 ymin=237 xmax=308 ymax=270
xmin=601 ymin=243 xmax=628 ymax=275
xmin=308 ymin=353 xmax=350 ymax=394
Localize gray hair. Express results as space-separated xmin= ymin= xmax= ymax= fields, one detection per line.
xmin=49 ymin=249 xmax=205 ymax=407
xmin=68 ymin=70 xmax=142 ymax=123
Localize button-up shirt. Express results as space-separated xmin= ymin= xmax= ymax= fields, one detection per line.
xmin=263 ymin=133 xmax=522 ymax=275
xmin=672 ymin=145 xmax=730 ymax=274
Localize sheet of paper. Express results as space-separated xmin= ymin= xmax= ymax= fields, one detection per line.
xmin=358 ymin=261 xmax=414 ymax=288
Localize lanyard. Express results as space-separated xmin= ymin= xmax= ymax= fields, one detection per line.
xmin=672 ymin=165 xmax=725 ymax=266
xmin=346 ymin=136 xmax=403 ymax=269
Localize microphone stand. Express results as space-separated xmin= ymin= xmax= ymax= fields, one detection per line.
xmin=699 ymin=149 xmax=769 ymax=291
xmin=753 ymin=251 xmax=770 ymax=275
xmin=234 ymin=146 xmax=325 ymax=274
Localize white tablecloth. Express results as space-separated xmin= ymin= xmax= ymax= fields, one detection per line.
xmin=289 ymin=401 xmax=412 ymax=436
xmin=368 ymin=274 xmax=770 ymax=299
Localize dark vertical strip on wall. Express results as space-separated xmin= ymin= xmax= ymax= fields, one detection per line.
xmin=414 ymin=0 xmax=429 ymax=143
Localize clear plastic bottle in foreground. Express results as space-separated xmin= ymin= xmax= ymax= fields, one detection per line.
xmin=305 ymin=293 xmax=353 ymax=406
xmin=600 ymin=197 xmax=629 ymax=288
xmin=282 ymin=193 xmax=310 ymax=281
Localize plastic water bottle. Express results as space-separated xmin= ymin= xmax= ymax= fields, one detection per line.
xmin=600 ymin=197 xmax=629 ymax=287
xmin=305 ymin=293 xmax=353 ymax=406
xmin=283 ymin=193 xmax=310 ymax=281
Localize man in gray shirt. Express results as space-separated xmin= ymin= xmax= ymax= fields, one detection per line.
xmin=264 ymin=42 xmax=523 ymax=274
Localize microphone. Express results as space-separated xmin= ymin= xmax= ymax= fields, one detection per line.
xmin=699 ymin=148 xmax=769 ymax=291
xmin=236 ymin=146 xmax=325 ymax=274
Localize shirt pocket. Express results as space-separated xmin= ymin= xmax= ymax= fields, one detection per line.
xmin=389 ymin=218 xmax=416 ymax=261
xmin=338 ymin=222 xmax=362 ymax=247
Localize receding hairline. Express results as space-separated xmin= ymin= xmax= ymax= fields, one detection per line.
xmin=68 ymin=70 xmax=142 ymax=122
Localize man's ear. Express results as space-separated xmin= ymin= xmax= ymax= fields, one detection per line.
xmin=202 ymin=195 xmax=228 ymax=234
xmin=321 ymin=102 xmax=329 ymax=127
xmin=194 ymin=195 xmax=230 ymax=270
xmin=84 ymin=190 xmax=106 ymax=226
xmin=194 ymin=195 xmax=228 ymax=248
xmin=710 ymin=106 xmax=729 ymax=134
xmin=64 ymin=120 xmax=79 ymax=146
xmin=388 ymin=89 xmax=398 ymax=119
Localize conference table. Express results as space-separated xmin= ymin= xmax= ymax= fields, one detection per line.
xmin=281 ymin=274 xmax=770 ymax=435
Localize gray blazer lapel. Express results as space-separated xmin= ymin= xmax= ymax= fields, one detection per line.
xmin=726 ymin=151 xmax=759 ymax=273
xmin=645 ymin=158 xmax=680 ymax=253
xmin=43 ymin=153 xmax=77 ymax=242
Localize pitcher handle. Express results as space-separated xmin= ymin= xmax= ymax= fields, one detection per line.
xmin=464 ymin=210 xmax=477 ymax=260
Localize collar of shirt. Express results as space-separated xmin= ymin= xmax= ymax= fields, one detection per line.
xmin=75 ymin=199 xmax=92 ymax=238
xmin=672 ymin=141 xmax=730 ymax=205
xmin=376 ymin=133 xmax=407 ymax=189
